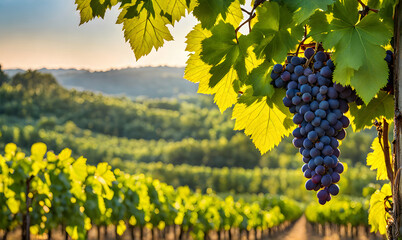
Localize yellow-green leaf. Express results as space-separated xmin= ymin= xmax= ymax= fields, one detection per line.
xmin=118 ymin=2 xmax=174 ymax=60
xmin=367 ymin=137 xmax=390 ymax=180
xmin=232 ymin=91 xmax=294 ymax=154
xmin=5 ymin=143 xmax=17 ymax=155
xmin=31 ymin=142 xmax=47 ymax=158
xmin=369 ymin=183 xmax=391 ymax=235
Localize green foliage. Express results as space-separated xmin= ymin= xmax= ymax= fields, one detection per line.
xmin=310 ymin=0 xmax=392 ymax=103
xmin=0 ymin=143 xmax=303 ymax=239
xmin=305 ymin=197 xmax=369 ymax=227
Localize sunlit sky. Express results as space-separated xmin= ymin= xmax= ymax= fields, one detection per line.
xmin=0 ymin=0 xmax=198 ymax=71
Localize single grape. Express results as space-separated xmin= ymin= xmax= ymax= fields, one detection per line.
xmin=293 ymin=113 xmax=304 ymax=124
xmin=304 ymin=169 xmax=313 ymax=178
xmin=310 ymin=148 xmax=321 ymax=158
xmin=273 ymin=64 xmax=283 ymax=73
xmin=315 ymin=109 xmax=327 ymax=119
xmin=311 ymin=174 xmax=322 ymax=184
xmin=322 ymin=145 xmax=334 ymax=156
xmin=311 ymin=86 xmax=319 ymax=96
xmin=315 ymin=51 xmax=327 ymax=62
xmin=270 ymin=71 xmax=279 ymax=80
xmin=334 ymin=162 xmax=344 ymax=173
xmin=295 ymin=65 xmax=305 ymax=76
xmin=314 ymin=61 xmax=323 ymax=70
xmin=315 ymin=142 xmax=324 ymax=151
xmin=288 ymin=81 xmax=298 ymax=89
xmin=304 ymin=48 xmax=315 ymax=59
xmin=304 ymin=111 xmax=315 ymax=122
xmin=286 ymin=64 xmax=295 ymax=72
xmin=314 ymin=156 xmax=324 ymax=165
xmin=305 ymin=179 xmax=316 ymax=190
xmin=311 ymin=117 xmax=321 ymax=127
xmin=328 ymin=184 xmax=340 ymax=196
xmin=315 ymin=127 xmax=325 ymax=137
xmin=304 ymin=68 xmax=313 ymax=76
xmin=331 ymin=172 xmax=340 ymax=183
xmin=317 ymin=189 xmax=329 ymax=200
xmin=308 ymin=131 xmax=318 ymax=142
xmin=310 ymin=101 xmax=319 ymax=111
xmin=292 ymin=96 xmax=302 ymax=105
xmin=281 ymin=71 xmax=291 ymax=81
xmin=283 ymin=97 xmax=292 ymax=107
xmin=321 ymin=174 xmax=332 ymax=187
xmin=301 ymin=84 xmax=312 ymax=93
xmin=327 ymin=59 xmax=335 ymax=69
xmin=320 ymin=66 xmax=332 ymax=78
xmin=340 ymin=116 xmax=350 ymax=128
xmin=336 ymin=129 xmax=346 ymax=140
xmin=327 ymin=87 xmax=338 ymax=99
xmin=320 ymin=120 xmax=330 ymax=131
xmin=291 ymin=56 xmax=301 ymax=65
xmin=308 ymin=74 xmax=317 ymax=84
xmin=275 ymin=78 xmax=285 ymax=88
xmin=302 ymin=93 xmax=312 ymax=102
xmin=293 ymin=138 xmax=304 ymax=148
xmin=303 ymin=138 xmax=314 ymax=149
xmin=328 ymin=99 xmax=339 ymax=109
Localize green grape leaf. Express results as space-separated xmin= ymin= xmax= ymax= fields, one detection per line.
xmin=75 ymin=0 xmax=118 ymax=25
xmin=369 ymin=183 xmax=391 ymax=235
xmin=349 ymin=91 xmax=394 ymax=131
xmin=292 ymin=0 xmax=334 ymax=24
xmin=308 ymin=10 xmax=330 ymax=42
xmin=185 ymin=24 xmax=238 ymax=112
xmin=249 ymin=1 xmax=303 ymax=63
xmin=366 ymin=137 xmax=390 ymax=180
xmin=201 ymin=22 xmax=250 ymax=88
xmin=193 ymin=0 xmax=235 ymax=29
xmin=310 ymin=0 xmax=392 ymax=103
xmin=117 ymin=2 xmax=173 ymax=60
xmin=246 ymin=61 xmax=275 ymax=97
xmin=232 ymin=89 xmax=294 ymax=154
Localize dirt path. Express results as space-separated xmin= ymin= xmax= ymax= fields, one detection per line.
xmin=270 ymin=216 xmax=380 ymax=240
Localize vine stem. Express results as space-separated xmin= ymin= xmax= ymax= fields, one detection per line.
xmin=392 ymin=1 xmax=402 ymax=239
xmin=357 ymin=0 xmax=379 ymax=13
xmin=380 ymin=118 xmax=394 ymax=185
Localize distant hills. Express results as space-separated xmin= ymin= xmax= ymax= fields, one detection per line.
xmin=5 ymin=67 xmax=198 ymax=98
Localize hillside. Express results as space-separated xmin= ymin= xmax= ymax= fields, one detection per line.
xmin=5 ymin=66 xmax=197 ymax=98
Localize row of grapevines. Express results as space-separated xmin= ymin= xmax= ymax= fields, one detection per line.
xmin=0 ymin=142 xmax=302 ymax=240
xmin=305 ymin=197 xmax=371 ymax=238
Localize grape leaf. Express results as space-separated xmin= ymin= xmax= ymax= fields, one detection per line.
xmin=310 ymin=0 xmax=392 ymax=103
xmin=232 ymin=90 xmax=294 ymax=154
xmin=366 ymin=137 xmax=390 ymax=180
xmin=246 ymin=60 xmax=275 ymax=97
xmin=249 ymin=1 xmax=303 ymax=63
xmin=369 ymin=183 xmax=391 ymax=235
xmin=158 ymin=0 xmax=190 ymax=25
xmin=349 ymin=91 xmax=394 ymax=131
xmin=292 ymin=0 xmax=335 ymax=24
xmin=201 ymin=22 xmax=250 ymax=87
xmin=193 ymin=0 xmax=235 ymax=29
xmin=117 ymin=1 xmax=173 ymax=60
xmin=75 ymin=0 xmax=118 ymax=25
xmin=185 ymin=24 xmax=240 ymax=112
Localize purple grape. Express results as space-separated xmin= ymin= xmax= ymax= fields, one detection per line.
xmin=321 ymin=174 xmax=332 ymax=187
xmin=304 ymin=169 xmax=313 ymax=178
xmin=320 ymin=66 xmax=332 ymax=78
xmin=314 ymin=156 xmax=324 ymax=165
xmin=312 ymin=117 xmax=321 ymax=127
xmin=281 ymin=71 xmax=291 ymax=81
xmin=315 ymin=51 xmax=327 ymax=62
xmin=322 ymin=145 xmax=334 ymax=156
xmin=310 ymin=101 xmax=319 ymax=111
xmin=317 ymin=189 xmax=329 ymax=200
xmin=312 ymin=174 xmax=322 ymax=184
xmin=288 ymin=81 xmax=298 ymax=89
xmin=292 ymin=96 xmax=302 ymax=105
xmin=336 ymin=129 xmax=346 ymax=140
xmin=273 ymin=64 xmax=283 ymax=73
xmin=305 ymin=179 xmax=316 ymax=190
xmin=286 ymin=64 xmax=295 ymax=72
xmin=308 ymin=74 xmax=317 ymax=84
xmin=295 ymin=65 xmax=304 ymax=76
xmin=331 ymin=172 xmax=340 ymax=183
xmin=304 ymin=111 xmax=315 ymax=122
xmin=314 ymin=61 xmax=323 ymax=70
xmin=304 ymin=68 xmax=313 ymax=76
xmin=328 ymin=184 xmax=340 ymax=196
xmin=293 ymin=138 xmax=304 ymax=148
xmin=319 ymin=101 xmax=329 ymax=110
xmin=310 ymin=148 xmax=321 ymax=158
xmin=302 ymin=93 xmax=312 ymax=102
xmin=304 ymin=48 xmax=315 ymax=59
xmin=340 ymin=116 xmax=350 ymax=128
xmin=315 ymin=165 xmax=325 ymax=175
xmin=334 ymin=162 xmax=344 ymax=173
xmin=291 ymin=56 xmax=301 ymax=65
xmin=293 ymin=113 xmax=304 ymax=124
xmin=327 ymin=87 xmax=338 ymax=99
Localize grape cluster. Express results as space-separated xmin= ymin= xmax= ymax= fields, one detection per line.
xmin=382 ymin=50 xmax=394 ymax=94
xmin=271 ymin=48 xmax=363 ymax=204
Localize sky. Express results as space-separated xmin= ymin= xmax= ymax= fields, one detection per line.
xmin=0 ymin=0 xmax=198 ymax=71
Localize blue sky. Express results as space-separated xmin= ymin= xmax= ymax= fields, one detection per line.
xmin=0 ymin=0 xmax=197 ymax=70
